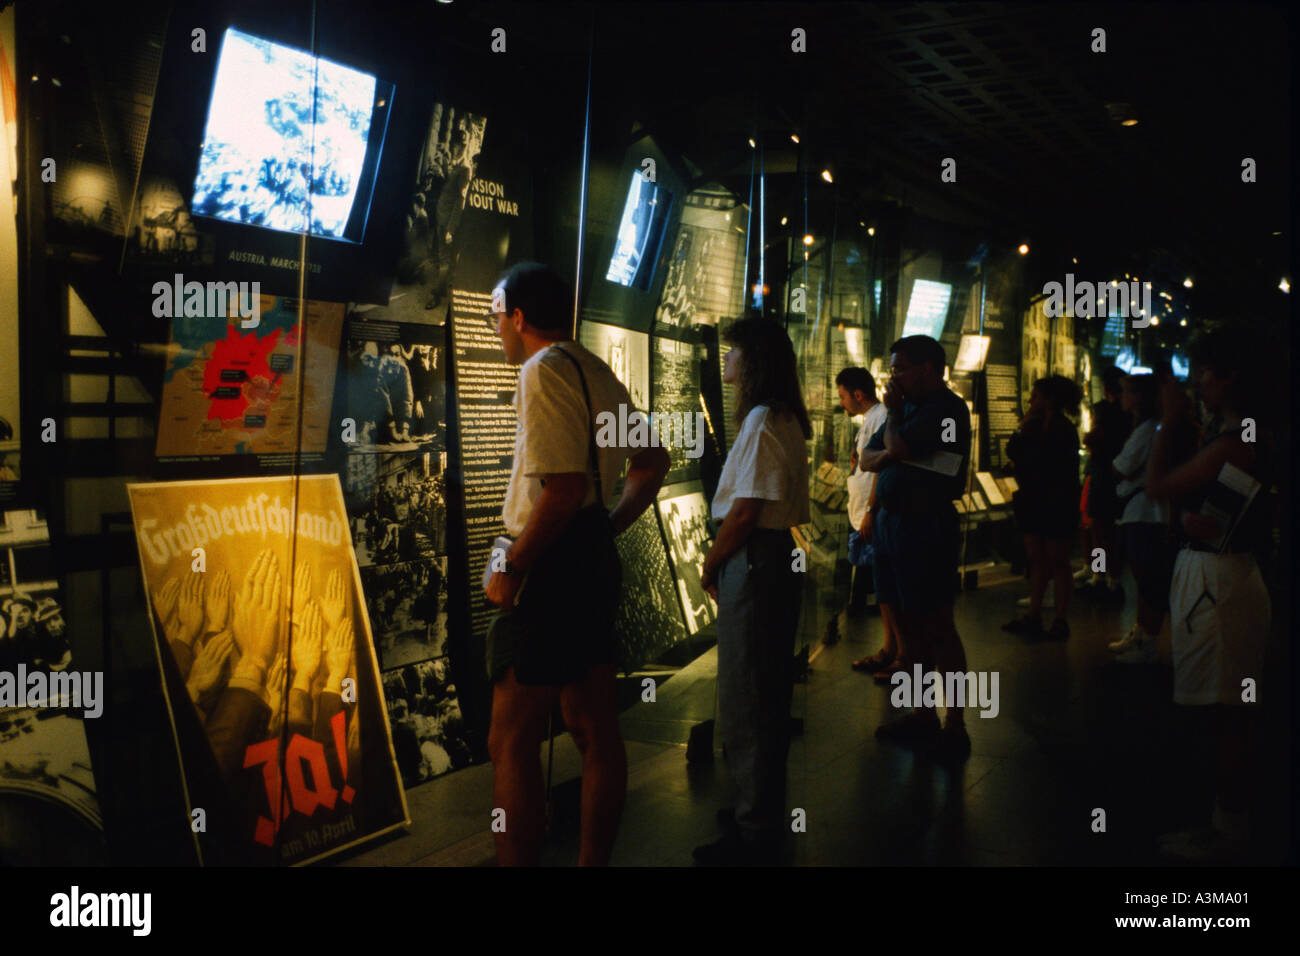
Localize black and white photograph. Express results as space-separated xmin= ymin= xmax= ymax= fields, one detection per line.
xmin=578 ymin=320 xmax=650 ymax=411
xmin=651 ymin=333 xmax=705 ymax=481
xmin=382 ymin=658 xmax=474 ymax=788
xmin=612 ymin=508 xmax=688 ymax=671
xmin=343 ymin=451 xmax=447 ymax=567
xmin=657 ymin=488 xmax=716 ymax=634
xmin=338 ymin=318 xmax=447 ymax=452
xmin=0 ymin=509 xmax=100 ymax=836
xmin=360 ymin=557 xmax=449 ymax=671
xmin=355 ymin=102 xmax=487 ymax=324
xmin=653 ymin=197 xmax=744 ymax=331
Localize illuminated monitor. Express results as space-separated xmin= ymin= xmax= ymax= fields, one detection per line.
xmin=901 ymin=279 xmax=952 ymax=340
xmin=1170 ymin=353 xmax=1190 ymax=380
xmin=606 ymin=172 xmax=675 ymax=290
xmin=191 ymin=28 xmax=392 ymax=243
xmin=1100 ymin=314 xmax=1126 ymax=356
xmin=1115 ymin=347 xmax=1137 ymax=373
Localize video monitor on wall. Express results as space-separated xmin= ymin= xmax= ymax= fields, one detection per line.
xmin=606 ymin=172 xmax=675 ymax=290
xmin=191 ymin=27 xmax=394 ymax=243
xmin=901 ymin=279 xmax=952 ymax=340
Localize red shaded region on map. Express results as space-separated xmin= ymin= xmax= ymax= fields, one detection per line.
xmin=204 ymin=324 xmax=284 ymax=423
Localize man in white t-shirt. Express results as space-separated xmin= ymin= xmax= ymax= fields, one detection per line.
xmin=836 ymin=367 xmax=887 ymax=603
xmin=483 ymin=262 xmax=669 ymax=867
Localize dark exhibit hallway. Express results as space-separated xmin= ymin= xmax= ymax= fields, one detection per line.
xmin=341 ymin=566 xmax=1291 ymax=867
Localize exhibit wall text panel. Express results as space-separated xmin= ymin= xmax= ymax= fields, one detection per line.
xmin=127 ymin=474 xmax=408 ymax=865
xmin=441 ymin=100 xmax=534 ymax=728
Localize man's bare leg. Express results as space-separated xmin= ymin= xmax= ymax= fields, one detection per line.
xmin=488 ymin=668 xmax=557 ymax=866
xmin=560 ymin=663 xmax=627 ymax=866
xmin=924 ymin=605 xmax=967 ymax=730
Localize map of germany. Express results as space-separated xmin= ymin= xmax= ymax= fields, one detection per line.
xmin=156 ymin=296 xmax=343 ymax=457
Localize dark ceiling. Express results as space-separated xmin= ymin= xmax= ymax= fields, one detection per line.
xmin=464 ymin=1 xmax=1291 ymax=297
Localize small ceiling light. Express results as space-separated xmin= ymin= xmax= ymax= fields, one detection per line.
xmin=1106 ymin=102 xmax=1138 ymax=126
xmin=821 ymin=169 xmax=833 ymax=183
xmin=780 ymin=216 xmax=788 ymax=226
xmin=1072 ymin=257 xmax=1078 ymax=264
xmin=51 ymin=78 xmax=62 ymax=87
xmin=1183 ymin=278 xmax=1194 ymax=288
xmin=1151 ymin=317 xmax=1160 ymax=325
xmin=867 ymin=227 xmax=875 ymax=237
xmin=1280 ymin=278 xmax=1291 ymax=294
xmin=791 ymin=134 xmax=800 ymax=144
xmin=1018 ymin=243 xmax=1029 ymax=255
xmin=1179 ymin=319 xmax=1187 ymax=326
xmin=803 ymin=234 xmax=815 ymax=246
xmin=1144 ymin=282 xmax=1151 ymax=289
xmin=748 ymin=138 xmax=756 ymax=149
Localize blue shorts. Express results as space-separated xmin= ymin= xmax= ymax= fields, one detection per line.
xmin=872 ymin=504 xmax=960 ymax=613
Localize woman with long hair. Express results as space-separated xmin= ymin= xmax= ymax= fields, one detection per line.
xmin=693 ymin=317 xmax=811 ymax=866
xmin=1003 ymin=374 xmax=1084 ymax=640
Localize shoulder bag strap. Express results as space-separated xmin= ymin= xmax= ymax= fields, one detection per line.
xmin=548 ymin=344 xmax=604 ymax=505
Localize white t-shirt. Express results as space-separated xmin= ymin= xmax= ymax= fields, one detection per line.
xmin=847 ymin=401 xmax=888 ymax=529
xmin=711 ymin=405 xmax=811 ymax=529
xmin=502 ymin=342 xmax=633 ymax=537
xmin=1113 ymin=417 xmax=1169 ymax=525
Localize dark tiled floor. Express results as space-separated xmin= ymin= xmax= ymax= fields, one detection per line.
xmin=341 ymin=568 xmax=1292 ymax=867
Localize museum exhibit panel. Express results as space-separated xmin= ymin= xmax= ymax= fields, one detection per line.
xmin=0 ymin=0 xmax=1289 ymax=873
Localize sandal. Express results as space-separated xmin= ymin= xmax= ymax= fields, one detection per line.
xmin=873 ymin=659 xmax=908 ymax=683
xmin=852 ymin=649 xmax=894 ymax=672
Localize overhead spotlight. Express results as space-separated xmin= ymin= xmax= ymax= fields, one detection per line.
xmin=1018 ymin=243 xmax=1029 ymax=255
xmin=1280 ymin=278 xmax=1291 ymax=294
xmin=1179 ymin=319 xmax=1187 ymax=326
xmin=867 ymin=227 xmax=875 ymax=237
xmin=1183 ymin=278 xmax=1194 ymax=288
xmin=1151 ymin=317 xmax=1160 ymax=326
xmin=821 ymin=169 xmax=833 ymax=183
xmin=1072 ymin=257 xmax=1078 ymax=264
xmin=1106 ymin=102 xmax=1138 ymax=126
xmin=1144 ymin=282 xmax=1151 ymax=289
xmin=780 ymin=216 xmax=788 ymax=226
xmin=803 ymin=234 xmax=815 ymax=246
xmin=748 ymin=138 xmax=756 ymax=148
xmin=791 ymin=134 xmax=800 ymax=144
xmin=859 ymin=221 xmax=865 ymax=227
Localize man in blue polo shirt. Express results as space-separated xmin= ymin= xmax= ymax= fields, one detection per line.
xmin=859 ymin=335 xmax=973 ymax=761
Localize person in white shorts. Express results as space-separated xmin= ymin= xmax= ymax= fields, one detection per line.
xmin=1145 ymin=333 xmax=1272 ymax=862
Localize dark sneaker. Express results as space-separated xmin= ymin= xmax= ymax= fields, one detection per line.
xmin=1002 ymin=615 xmax=1042 ymax=637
